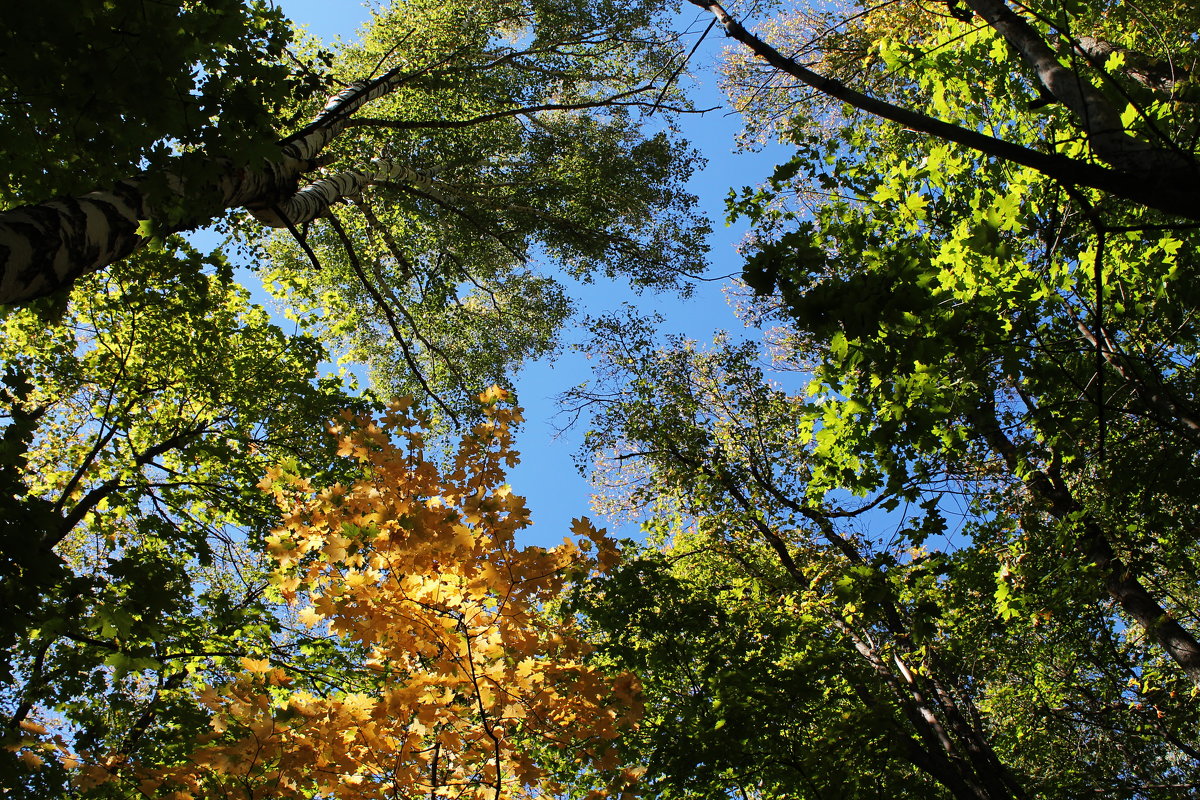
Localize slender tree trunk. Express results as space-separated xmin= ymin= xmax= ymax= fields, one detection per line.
xmin=734 ymin=463 xmax=1026 ymax=799
xmin=973 ymin=404 xmax=1200 ymax=683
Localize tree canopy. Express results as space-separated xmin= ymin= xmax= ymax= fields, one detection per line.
xmin=5 ymin=0 xmax=1200 ymax=798
xmin=559 ymin=1 xmax=1200 ymax=797
xmin=0 ymin=0 xmax=705 ymax=414
xmin=2 ymin=0 xmax=692 ymax=791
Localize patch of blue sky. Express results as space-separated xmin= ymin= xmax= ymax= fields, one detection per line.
xmin=261 ymin=0 xmax=796 ymax=544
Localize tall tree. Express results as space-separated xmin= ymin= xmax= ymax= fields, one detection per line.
xmin=1 ymin=0 xmax=707 ymax=417
xmin=0 ymin=238 xmax=373 ymax=791
xmin=549 ymin=1 xmax=1200 ymax=796
xmin=563 ymin=315 xmax=1200 ymax=799
xmin=0 ymin=0 xmax=703 ymax=364
xmin=675 ymin=0 xmax=1200 ymax=679
xmin=15 ymin=392 xmax=641 ymax=800
xmin=0 ymin=1 xmax=699 ymax=791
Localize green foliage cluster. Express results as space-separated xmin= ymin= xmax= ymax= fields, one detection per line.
xmin=0 ymin=241 xmax=372 ymax=790
xmin=559 ymin=1 xmax=1200 ymax=798
xmin=0 ymin=0 xmax=302 ymax=203
xmin=256 ymin=0 xmax=707 ymax=414
xmin=5 ymin=0 xmax=1200 ymax=798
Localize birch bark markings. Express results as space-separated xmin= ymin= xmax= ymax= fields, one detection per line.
xmin=0 ymin=65 xmax=434 ymax=306
xmin=0 ymin=157 xmax=309 ymax=305
xmin=0 ymin=183 xmax=149 ymax=306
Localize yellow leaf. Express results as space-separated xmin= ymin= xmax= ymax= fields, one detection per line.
xmin=479 ymin=386 xmax=510 ymax=404
xmin=239 ymin=657 xmax=271 ymax=674
xmin=145 ymin=399 xmax=643 ymax=799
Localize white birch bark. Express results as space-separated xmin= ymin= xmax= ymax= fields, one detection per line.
xmin=247 ymin=160 xmax=444 ymax=227
xmin=0 ymin=157 xmax=313 ymax=305
xmin=0 ymin=64 xmax=420 ymax=306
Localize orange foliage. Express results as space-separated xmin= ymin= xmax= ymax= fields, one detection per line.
xmin=109 ymin=390 xmax=639 ymax=799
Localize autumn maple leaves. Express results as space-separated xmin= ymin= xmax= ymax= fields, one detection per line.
xmin=67 ymin=391 xmax=640 ymax=799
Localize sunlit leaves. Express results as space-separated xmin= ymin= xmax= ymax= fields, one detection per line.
xmin=688 ymin=0 xmax=1200 ymax=793
xmin=0 ymin=240 xmax=367 ymax=790
xmin=116 ymin=392 xmax=637 ymax=799
xmin=253 ymin=0 xmax=707 ymax=417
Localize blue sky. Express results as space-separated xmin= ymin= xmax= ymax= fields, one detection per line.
xmin=273 ymin=0 xmax=789 ymax=545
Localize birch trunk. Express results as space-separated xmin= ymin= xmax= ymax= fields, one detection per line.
xmin=0 ymin=158 xmax=309 ymax=305
xmin=0 ymin=63 xmax=421 ymax=306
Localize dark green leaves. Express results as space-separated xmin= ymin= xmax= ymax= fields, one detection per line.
xmin=0 ymin=0 xmax=295 ymax=203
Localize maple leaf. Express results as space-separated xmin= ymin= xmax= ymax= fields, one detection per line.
xmin=478 ymin=385 xmax=510 ymax=404
xmin=127 ymin=396 xmax=639 ymax=800
xmin=239 ymin=657 xmax=272 ymax=674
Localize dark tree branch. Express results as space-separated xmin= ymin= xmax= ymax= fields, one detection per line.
xmin=325 ymin=212 xmax=459 ymax=424
xmin=47 ymin=422 xmax=212 ymax=552
xmin=685 ymin=0 xmax=1200 ymax=220
xmin=972 ymin=398 xmax=1200 ymax=682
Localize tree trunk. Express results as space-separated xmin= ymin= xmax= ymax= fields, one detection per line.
xmin=685 ymin=0 xmax=1200 ymax=221
xmin=961 ymin=0 xmax=1199 ymax=179
xmin=0 ymin=158 xmax=310 ymax=305
xmin=973 ymin=404 xmax=1200 ymax=683
xmin=0 ymin=63 xmax=422 ymax=306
